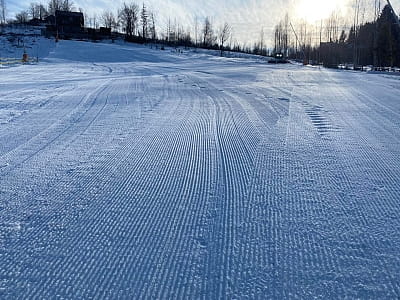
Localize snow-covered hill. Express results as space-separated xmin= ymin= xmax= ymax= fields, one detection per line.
xmin=1 ymin=40 xmax=400 ymax=298
xmin=0 ymin=25 xmax=55 ymax=66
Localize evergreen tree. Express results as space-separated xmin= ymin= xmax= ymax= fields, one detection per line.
xmin=376 ymin=5 xmax=400 ymax=66
xmin=140 ymin=3 xmax=148 ymax=40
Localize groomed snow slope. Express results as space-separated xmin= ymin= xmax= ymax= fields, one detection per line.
xmin=1 ymin=40 xmax=400 ymax=298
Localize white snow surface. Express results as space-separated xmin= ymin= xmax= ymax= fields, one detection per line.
xmin=1 ymin=40 xmax=400 ymax=298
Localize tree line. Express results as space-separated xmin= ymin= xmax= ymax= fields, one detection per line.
xmin=4 ymin=0 xmax=399 ymax=66
xmin=10 ymin=1 xmax=74 ymax=24
xmin=100 ymin=4 xmax=233 ymax=54
xmin=273 ymin=4 xmax=400 ymax=68
xmin=5 ymin=0 xmax=237 ymax=55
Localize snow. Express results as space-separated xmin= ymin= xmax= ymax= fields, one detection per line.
xmin=1 ymin=40 xmax=400 ymax=298
xmin=1 ymin=25 xmax=55 ymax=66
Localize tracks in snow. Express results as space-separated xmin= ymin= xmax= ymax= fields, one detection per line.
xmin=0 ymin=55 xmax=400 ymax=298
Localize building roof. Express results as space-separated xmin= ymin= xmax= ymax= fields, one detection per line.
xmin=55 ymin=10 xmax=84 ymax=18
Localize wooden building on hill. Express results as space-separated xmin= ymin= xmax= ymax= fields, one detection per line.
xmin=55 ymin=11 xmax=84 ymax=35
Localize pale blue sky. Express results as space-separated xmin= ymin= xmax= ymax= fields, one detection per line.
xmin=5 ymin=0 xmax=400 ymax=45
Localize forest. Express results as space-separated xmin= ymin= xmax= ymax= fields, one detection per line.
xmin=273 ymin=3 xmax=400 ymax=69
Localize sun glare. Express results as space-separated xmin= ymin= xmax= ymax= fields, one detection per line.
xmin=296 ymin=0 xmax=346 ymax=23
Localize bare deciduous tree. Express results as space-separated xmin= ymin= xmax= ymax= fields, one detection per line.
xmin=0 ymin=0 xmax=6 ymax=24
xmin=193 ymin=16 xmax=199 ymax=47
xmin=202 ymin=17 xmax=214 ymax=47
xmin=325 ymin=10 xmax=341 ymax=43
xmin=119 ymin=2 xmax=139 ymax=38
xmin=1 ymin=0 xmax=6 ymax=24
xmin=15 ymin=10 xmax=29 ymax=23
xmin=274 ymin=14 xmax=290 ymax=56
xmin=48 ymin=0 xmax=73 ymax=15
xmin=102 ymin=11 xmax=117 ymax=29
xmin=38 ymin=4 xmax=48 ymax=19
xmin=61 ymin=0 xmax=73 ymax=12
xmin=92 ymin=13 xmax=99 ymax=29
xmin=259 ymin=28 xmax=265 ymax=55
xmin=29 ymin=3 xmax=40 ymax=19
xmin=218 ymin=22 xmax=231 ymax=56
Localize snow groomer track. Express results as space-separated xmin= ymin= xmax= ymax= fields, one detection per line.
xmin=1 ymin=41 xmax=400 ymax=298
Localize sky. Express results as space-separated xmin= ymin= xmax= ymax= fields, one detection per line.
xmin=5 ymin=0 xmax=400 ymax=46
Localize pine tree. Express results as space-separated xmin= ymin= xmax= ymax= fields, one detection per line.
xmin=140 ymin=3 xmax=148 ymax=40
xmin=376 ymin=5 xmax=400 ymax=66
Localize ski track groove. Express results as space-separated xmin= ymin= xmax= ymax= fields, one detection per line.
xmin=0 ymin=84 xmax=79 ymax=154
xmin=1 ymin=45 xmax=400 ymax=298
xmin=0 ymin=79 xmax=112 ymax=176
xmin=0 ymin=74 xmax=180 ymax=296
xmin=283 ymin=70 xmax=400 ymax=297
xmin=185 ymin=73 xmax=260 ymax=298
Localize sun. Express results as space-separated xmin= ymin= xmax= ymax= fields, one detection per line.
xmin=296 ymin=0 xmax=346 ymax=23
